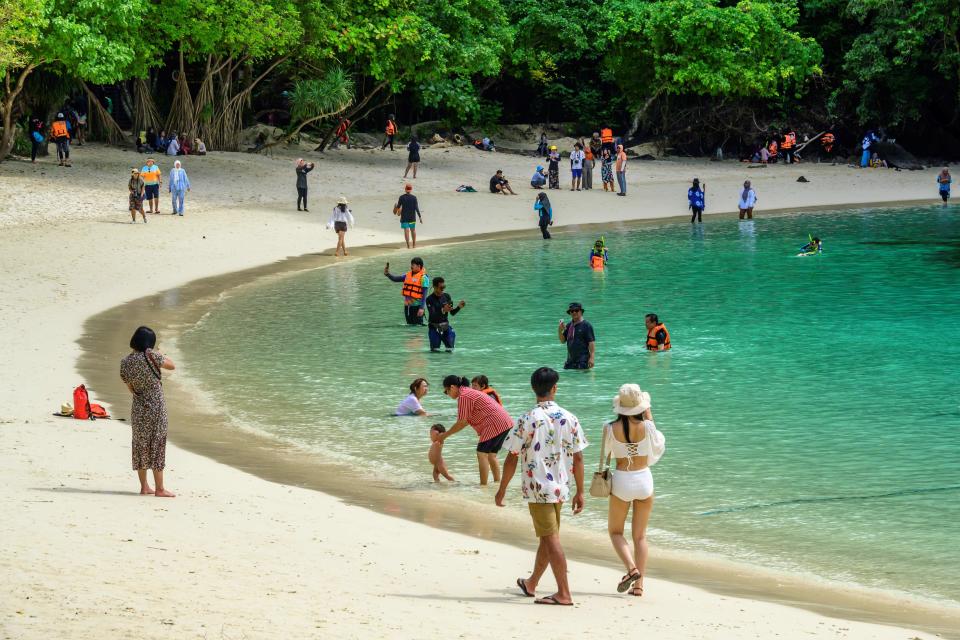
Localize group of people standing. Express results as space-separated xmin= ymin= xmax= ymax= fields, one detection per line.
xmin=127 ymin=157 xmax=191 ymax=222
xmin=534 ymin=131 xmax=629 ymax=196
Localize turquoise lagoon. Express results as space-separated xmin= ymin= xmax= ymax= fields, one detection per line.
xmin=179 ymin=206 xmax=960 ymax=603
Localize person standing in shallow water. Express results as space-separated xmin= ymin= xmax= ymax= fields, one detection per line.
xmin=296 ymin=158 xmax=314 ymax=211
xmin=738 ymin=180 xmax=757 ymax=219
xmin=688 ymin=178 xmax=705 ymax=223
xmin=384 ymin=257 xmax=429 ymax=325
xmin=120 ymin=326 xmax=176 ymax=497
xmin=437 ymin=375 xmax=514 ymax=485
xmin=558 ymin=302 xmax=595 ymax=369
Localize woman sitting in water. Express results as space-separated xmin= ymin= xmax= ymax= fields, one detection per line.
xmin=603 ymin=384 xmax=665 ymax=597
xmin=397 ymin=377 xmax=430 ymax=416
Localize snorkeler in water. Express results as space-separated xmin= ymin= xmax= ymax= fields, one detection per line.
xmin=798 ymin=236 xmax=822 ymax=256
xmin=589 ymin=237 xmax=609 ymax=269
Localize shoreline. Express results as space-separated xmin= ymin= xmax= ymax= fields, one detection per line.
xmin=78 ymin=208 xmax=960 ymax=637
xmin=3 ymin=145 xmax=956 ymax=639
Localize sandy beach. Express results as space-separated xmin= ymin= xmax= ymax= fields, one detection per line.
xmin=1 ymin=143 xmax=955 ymax=639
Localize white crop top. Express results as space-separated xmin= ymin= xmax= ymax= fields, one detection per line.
xmin=603 ymin=420 xmax=654 ymax=460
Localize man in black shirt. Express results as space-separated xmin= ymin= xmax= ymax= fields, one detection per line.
xmin=558 ymin=302 xmax=595 ymax=369
xmin=489 ymin=169 xmax=517 ymax=195
xmin=425 ymin=277 xmax=465 ymax=352
xmin=395 ymin=183 xmax=423 ymax=248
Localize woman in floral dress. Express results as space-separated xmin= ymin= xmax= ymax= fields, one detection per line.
xmin=600 ymin=148 xmax=615 ymax=192
xmin=120 ymin=326 xmax=176 ymax=497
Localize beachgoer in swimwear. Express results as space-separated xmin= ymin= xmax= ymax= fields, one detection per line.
xmin=429 ymin=424 xmax=455 ymax=482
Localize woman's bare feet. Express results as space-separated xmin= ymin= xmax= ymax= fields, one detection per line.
xmin=154 ymin=489 xmax=176 ymax=498
xmin=140 ymin=486 xmax=155 ymax=495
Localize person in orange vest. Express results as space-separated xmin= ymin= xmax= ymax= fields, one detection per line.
xmin=333 ymin=118 xmax=351 ymax=149
xmin=781 ymin=128 xmax=797 ymax=164
xmin=644 ymin=314 xmax=671 ymax=351
xmin=384 ymin=256 xmax=430 ymax=325
xmin=382 ymin=114 xmax=398 ymax=151
xmin=600 ymin=126 xmax=615 ymax=157
xmin=819 ymin=131 xmax=836 ymax=162
xmin=50 ymin=112 xmax=71 ymax=167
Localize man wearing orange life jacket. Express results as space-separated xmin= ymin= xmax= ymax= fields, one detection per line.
xmin=50 ymin=113 xmax=71 ymax=167
xmin=382 ymin=114 xmax=398 ymax=151
xmin=384 ymin=256 xmax=430 ymax=325
xmin=600 ymin=127 xmax=615 ymax=157
xmin=781 ymin=129 xmax=797 ymax=164
xmin=644 ymin=313 xmax=671 ymax=351
xmin=820 ymin=131 xmax=836 ymax=161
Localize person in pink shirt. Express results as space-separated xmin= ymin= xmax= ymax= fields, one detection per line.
xmin=615 ymin=144 xmax=628 ymax=196
xmin=437 ymin=375 xmax=514 ymax=484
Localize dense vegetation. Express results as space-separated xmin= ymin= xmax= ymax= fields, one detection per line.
xmin=1 ymin=0 xmax=958 ymax=160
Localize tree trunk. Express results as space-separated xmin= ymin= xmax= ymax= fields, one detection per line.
xmin=625 ymin=89 xmax=664 ymax=139
xmin=0 ymin=64 xmax=39 ymax=161
xmin=82 ymin=82 xmax=128 ymax=145
xmin=165 ymin=48 xmax=196 ymax=138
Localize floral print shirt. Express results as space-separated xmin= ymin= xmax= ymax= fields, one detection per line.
xmin=504 ymin=401 xmax=588 ymax=503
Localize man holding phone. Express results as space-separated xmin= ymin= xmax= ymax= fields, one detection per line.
xmin=424 ymin=277 xmax=465 ymax=352
xmin=558 ymin=302 xmax=595 ymax=369
xmin=384 ymin=257 xmax=429 ymax=325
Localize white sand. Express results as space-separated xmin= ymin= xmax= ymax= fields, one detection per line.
xmin=0 ymin=144 xmax=952 ymax=639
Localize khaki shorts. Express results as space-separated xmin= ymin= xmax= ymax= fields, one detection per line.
xmin=528 ymin=503 xmax=562 ymax=537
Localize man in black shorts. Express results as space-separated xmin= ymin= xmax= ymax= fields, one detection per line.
xmin=489 ymin=169 xmax=517 ymax=195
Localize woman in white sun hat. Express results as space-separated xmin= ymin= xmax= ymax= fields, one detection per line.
xmin=327 ymin=195 xmax=355 ymax=256
xmin=603 ymin=384 xmax=665 ymax=597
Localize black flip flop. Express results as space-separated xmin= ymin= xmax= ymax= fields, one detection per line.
xmin=617 ymin=570 xmax=641 ymax=593
xmin=535 ymin=595 xmax=573 ymax=606
xmin=517 ymin=578 xmax=534 ymax=597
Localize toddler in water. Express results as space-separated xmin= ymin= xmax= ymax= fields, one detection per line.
xmin=429 ymin=424 xmax=455 ymax=482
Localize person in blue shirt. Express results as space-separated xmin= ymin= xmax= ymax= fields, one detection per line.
xmin=531 ymin=165 xmax=547 ymax=189
xmin=534 ymin=192 xmax=552 ymax=239
xmin=937 ymin=168 xmax=952 ymax=204
xmin=860 ymin=130 xmax=879 ymax=168
xmin=688 ymin=178 xmax=706 ymax=223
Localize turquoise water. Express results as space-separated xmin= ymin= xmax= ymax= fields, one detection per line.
xmin=179 ymin=206 xmax=960 ymax=602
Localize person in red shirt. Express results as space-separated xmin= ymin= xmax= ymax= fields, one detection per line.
xmin=438 ymin=375 xmax=515 ymax=484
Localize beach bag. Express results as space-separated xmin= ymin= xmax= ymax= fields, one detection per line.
xmin=73 ymin=384 xmax=92 ymax=420
xmin=589 ymin=424 xmax=612 ymax=498
xmin=455 ymin=185 xmax=477 ymax=192
xmin=90 ymin=403 xmax=110 ymax=419
xmin=31 ymin=131 xmax=44 ymax=143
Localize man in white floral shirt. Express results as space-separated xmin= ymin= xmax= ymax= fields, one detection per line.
xmin=495 ymin=367 xmax=588 ymax=606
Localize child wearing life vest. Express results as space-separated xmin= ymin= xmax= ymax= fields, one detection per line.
xmin=797 ymin=236 xmax=822 ymax=256
xmin=938 ymin=168 xmax=952 ymax=204
xmin=470 ymin=375 xmax=502 ymax=405
xmin=534 ymin=192 xmax=553 ymax=239
xmin=589 ymin=237 xmax=608 ymax=269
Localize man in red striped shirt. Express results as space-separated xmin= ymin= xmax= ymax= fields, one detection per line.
xmin=438 ymin=375 xmax=514 ymax=485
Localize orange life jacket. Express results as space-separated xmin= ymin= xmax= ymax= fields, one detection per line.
xmin=385 ymin=120 xmax=397 ymax=135
xmin=646 ymin=324 xmax=671 ymax=351
xmin=590 ymin=254 xmax=604 ymax=269
xmin=51 ymin=120 xmax=69 ymax=139
xmin=601 ymin=128 xmax=614 ymax=143
xmin=821 ymin=133 xmax=835 ymax=150
xmin=482 ymin=387 xmax=502 ymax=405
xmin=781 ymin=132 xmax=796 ymax=149
xmin=401 ymin=270 xmax=426 ymax=300
xmin=768 ymin=141 xmax=778 ymax=155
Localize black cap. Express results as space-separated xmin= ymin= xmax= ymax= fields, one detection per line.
xmin=567 ymin=302 xmax=584 ymax=313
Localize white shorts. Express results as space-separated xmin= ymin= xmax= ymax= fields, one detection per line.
xmin=611 ymin=468 xmax=654 ymax=502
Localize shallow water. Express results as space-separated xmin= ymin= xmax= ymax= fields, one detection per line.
xmin=179 ymin=205 xmax=960 ymax=603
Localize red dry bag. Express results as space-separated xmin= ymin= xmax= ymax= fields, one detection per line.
xmin=73 ymin=384 xmax=91 ymax=420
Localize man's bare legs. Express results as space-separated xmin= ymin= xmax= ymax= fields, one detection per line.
xmin=403 ymin=228 xmax=412 ymax=249
xmin=523 ymin=534 xmax=572 ymax=604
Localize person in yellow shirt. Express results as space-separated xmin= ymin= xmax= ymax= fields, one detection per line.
xmin=139 ymin=158 xmax=163 ymax=214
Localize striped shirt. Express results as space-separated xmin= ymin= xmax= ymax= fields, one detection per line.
xmin=457 ymin=387 xmax=513 ymax=442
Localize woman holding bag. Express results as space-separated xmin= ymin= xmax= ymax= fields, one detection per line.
xmin=597 ymin=384 xmax=665 ymax=597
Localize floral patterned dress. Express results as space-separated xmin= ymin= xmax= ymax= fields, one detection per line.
xmin=120 ymin=349 xmax=168 ymax=470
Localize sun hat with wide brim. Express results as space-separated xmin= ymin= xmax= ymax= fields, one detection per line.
xmin=337 ymin=196 xmax=349 ymax=205
xmin=612 ymin=384 xmax=651 ymax=416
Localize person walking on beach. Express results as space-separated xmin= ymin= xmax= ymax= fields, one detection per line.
xmin=30 ymin=118 xmax=44 ymax=163
xmin=327 ymin=196 xmax=355 ymax=256
xmin=140 ymin=158 xmax=162 ymax=214
xmin=547 ymin=146 xmax=560 ymax=190
xmin=296 ymin=158 xmax=314 ymax=211
xmin=603 ymin=384 xmax=665 ymax=597
xmin=601 ymin=148 xmax=615 ymax=192
xmin=558 ymin=302 xmax=595 ymax=369
xmin=615 ymin=144 xmax=628 ymax=196
xmin=394 ymin=183 xmax=423 ymax=248
xmin=120 ymin=326 xmax=176 ymax=497
xmin=384 ymin=257 xmax=429 ymax=325
xmin=168 ymin=160 xmax=191 ymax=216
xmin=534 ymin=192 xmax=553 ymax=239
xmin=437 ymin=375 xmax=514 ymax=485
xmin=688 ymin=178 xmax=705 ymax=223
xmin=938 ymin=168 xmax=952 ymax=205
xmin=382 ymin=114 xmax=398 ymax=150
xmin=128 ymin=168 xmax=146 ymax=223
xmin=425 ymin=277 xmax=465 ymax=352
xmin=569 ymin=143 xmax=585 ymax=191
xmin=738 ymin=180 xmax=757 ymax=219
xmin=397 ymin=378 xmax=430 ymax=416
xmin=404 ymin=136 xmax=421 ymax=178
xmin=496 ymin=366 xmax=587 ymax=605
xmin=50 ymin=112 xmax=71 ymax=167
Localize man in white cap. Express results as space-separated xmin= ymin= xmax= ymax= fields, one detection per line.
xmin=168 ymin=160 xmax=191 ymax=216
xmin=49 ymin=113 xmax=71 ymax=167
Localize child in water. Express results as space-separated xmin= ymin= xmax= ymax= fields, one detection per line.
xmin=429 ymin=424 xmax=455 ymax=482
xmin=470 ymin=375 xmax=502 ymax=405
xmin=798 ymin=236 xmax=822 ymax=256
xmin=589 ymin=237 xmax=608 ymax=268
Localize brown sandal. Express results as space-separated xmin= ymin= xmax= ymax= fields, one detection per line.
xmin=617 ymin=570 xmax=641 ymax=593
xmin=630 ymin=577 xmax=644 ymax=597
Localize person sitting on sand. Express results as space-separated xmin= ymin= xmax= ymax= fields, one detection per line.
xmin=194 ymin=138 xmax=207 ymax=156
xmin=166 ymin=133 xmax=180 ymax=156
xmin=128 ymin=168 xmax=146 ymax=223
xmin=490 ymin=170 xmax=517 ymax=195
xmin=869 ymin=152 xmax=887 ymax=169
xmin=429 ymin=424 xmax=455 ymax=482
xmin=120 ymin=326 xmax=176 ymax=497
xmin=938 ymin=168 xmax=952 ymax=204
xmin=397 ymin=378 xmax=430 ymax=416
xmin=471 ymin=375 xmax=502 ymax=405
xmin=531 ymin=165 xmax=547 ymax=189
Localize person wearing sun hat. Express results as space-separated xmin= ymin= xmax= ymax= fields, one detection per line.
xmin=327 ymin=195 xmax=355 ymax=256
xmin=602 ymin=383 xmax=665 ymax=597
xmin=128 ymin=168 xmax=146 ymax=223
xmin=547 ymin=145 xmax=561 ymax=189
xmin=558 ymin=302 xmax=595 ymax=369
